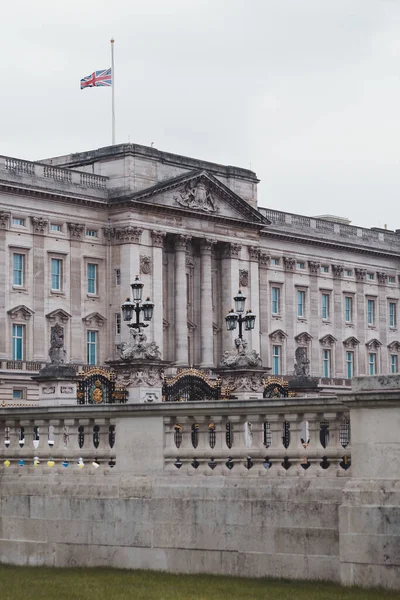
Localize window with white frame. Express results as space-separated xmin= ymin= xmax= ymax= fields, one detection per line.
xmin=86 ymin=229 xmax=98 ymax=238
xmin=12 ymin=324 xmax=24 ymax=360
xmin=87 ymin=330 xmax=98 ymax=365
xmin=322 ymin=349 xmax=331 ymax=378
xmin=50 ymin=258 xmax=62 ymax=291
xmin=297 ymin=262 xmax=305 ymax=270
xmin=346 ymin=351 xmax=354 ymax=379
xmin=115 ymin=268 xmax=121 ymax=285
xmin=321 ymin=265 xmax=329 ymax=273
xmin=389 ymin=302 xmax=397 ymax=329
xmin=345 ymin=296 xmax=353 ymax=323
xmin=272 ymin=345 xmax=281 ymax=375
xmin=13 ymin=253 xmax=24 ymax=286
xmin=50 ymin=223 xmax=62 ymax=232
xmin=388 ymin=276 xmax=396 ymax=284
xmin=367 ymin=299 xmax=375 ymax=326
xmin=12 ymin=217 xmax=25 ymax=226
xmin=12 ymin=389 xmax=24 ymax=400
xmin=367 ymin=272 xmax=374 ymax=280
xmin=345 ymin=269 xmax=353 ymax=277
xmin=297 ymin=290 xmax=306 ymax=318
xmin=368 ymin=352 xmax=376 ymax=375
xmin=321 ymin=293 xmax=330 ymax=320
xmin=390 ymin=354 xmax=398 ymax=373
xmin=87 ymin=263 xmax=98 ymax=295
xmin=271 ymin=286 xmax=280 ymax=315
xmin=115 ymin=313 xmax=121 ymax=335
xmin=271 ymin=258 xmax=280 ymax=266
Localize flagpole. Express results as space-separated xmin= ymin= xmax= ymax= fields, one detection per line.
xmin=111 ymin=38 xmax=115 ymax=145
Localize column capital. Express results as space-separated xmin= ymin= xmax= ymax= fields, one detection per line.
xmin=308 ymin=260 xmax=320 ymax=275
xmin=68 ymin=223 xmax=85 ymax=239
xmin=248 ymin=246 xmax=260 ymax=262
xmin=259 ymin=252 xmax=270 ymax=268
xmin=332 ymin=264 xmax=344 ymax=279
xmin=199 ymin=238 xmax=217 ymax=255
xmin=31 ymin=216 xmax=49 ymax=235
xmin=283 ymin=256 xmax=296 ymax=271
xmin=174 ymin=234 xmax=191 ymax=251
xmin=222 ymin=242 xmax=242 ymax=259
xmin=355 ymin=268 xmax=367 ymax=282
xmin=0 ymin=211 xmax=10 ymax=230
xmin=151 ymin=230 xmax=166 ymax=247
xmin=115 ymin=226 xmax=143 ymax=244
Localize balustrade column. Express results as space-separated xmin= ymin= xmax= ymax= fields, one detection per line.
xmin=174 ymin=235 xmax=191 ymax=366
xmin=200 ymin=239 xmax=216 ymax=368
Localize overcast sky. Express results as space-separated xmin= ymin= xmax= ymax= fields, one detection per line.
xmin=1 ymin=0 xmax=400 ymax=228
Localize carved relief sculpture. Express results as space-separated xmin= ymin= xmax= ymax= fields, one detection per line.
xmin=377 ymin=272 xmax=388 ymax=285
xmin=239 ymin=269 xmax=248 ymax=287
xmin=355 ymin=268 xmax=367 ymax=282
xmin=331 ymin=264 xmax=344 ymax=278
xmin=118 ymin=328 xmax=161 ymax=362
xmin=174 ymin=181 xmax=218 ymax=213
xmin=49 ymin=323 xmax=66 ymax=364
xmin=308 ymin=261 xmax=320 ymax=275
xmin=31 ymin=216 xmax=49 ymax=234
xmin=68 ymin=223 xmax=85 ymax=238
xmin=0 ymin=211 xmax=10 ymax=229
xmin=140 ymin=255 xmax=152 ymax=275
xmin=283 ymin=256 xmax=296 ymax=271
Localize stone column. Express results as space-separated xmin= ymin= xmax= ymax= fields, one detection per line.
xmin=377 ymin=272 xmax=388 ymax=373
xmin=308 ymin=261 xmax=320 ymax=376
xmin=116 ymin=226 xmax=143 ymax=347
xmin=283 ymin=256 xmax=296 ymax=374
xmin=0 ymin=212 xmax=10 ymax=357
xmin=340 ymin=376 xmax=400 ymax=590
xmin=355 ymin=269 xmax=367 ymax=375
xmin=151 ymin=231 xmax=166 ymax=358
xmin=332 ymin=265 xmax=344 ymax=377
xmin=174 ymin=234 xmax=191 ymax=366
xmin=258 ymin=252 xmax=270 ymax=368
xmin=32 ymin=217 xmax=48 ymax=361
xmin=68 ymin=223 xmax=85 ymax=362
xmin=220 ymin=242 xmax=242 ymax=355
xmin=199 ymin=239 xmax=216 ymax=368
xmin=248 ymin=246 xmax=261 ymax=354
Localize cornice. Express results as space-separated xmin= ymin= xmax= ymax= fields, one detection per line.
xmin=0 ymin=181 xmax=108 ymax=209
xmin=260 ymin=228 xmax=400 ymax=260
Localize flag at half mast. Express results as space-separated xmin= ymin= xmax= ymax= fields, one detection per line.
xmin=80 ymin=68 xmax=112 ymax=89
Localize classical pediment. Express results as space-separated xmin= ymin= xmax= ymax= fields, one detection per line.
xmin=7 ymin=305 xmax=34 ymax=321
xmin=46 ymin=309 xmax=72 ymax=324
xmin=388 ymin=341 xmax=400 ymax=352
xmin=269 ymin=329 xmax=287 ymax=342
xmin=83 ymin=312 xmax=106 ymax=328
xmin=366 ymin=338 xmax=382 ymax=350
xmin=343 ymin=336 xmax=360 ymax=349
xmin=295 ymin=331 xmax=313 ymax=345
xmin=116 ymin=170 xmax=270 ymax=226
xmin=319 ymin=334 xmax=337 ymax=347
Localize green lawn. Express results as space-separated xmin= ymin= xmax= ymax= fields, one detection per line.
xmin=0 ymin=566 xmax=399 ymax=600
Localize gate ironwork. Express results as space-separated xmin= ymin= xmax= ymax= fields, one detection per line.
xmin=263 ymin=377 xmax=289 ymax=398
xmin=162 ymin=368 xmax=223 ymax=402
xmin=77 ymin=367 xmax=128 ymax=405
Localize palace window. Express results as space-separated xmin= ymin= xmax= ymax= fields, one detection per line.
xmin=321 ymin=293 xmax=330 ymax=320
xmin=345 ymin=269 xmax=353 ymax=277
xmin=115 ymin=313 xmax=121 ymax=335
xmin=87 ymin=330 xmax=97 ymax=365
xmin=271 ymin=258 xmax=280 ymax=266
xmin=115 ymin=268 xmax=121 ymax=285
xmin=86 ymin=229 xmax=98 ymax=238
xmin=367 ymin=299 xmax=375 ymax=326
xmin=297 ymin=290 xmax=306 ymax=318
xmin=13 ymin=253 xmax=24 ymax=286
xmin=345 ymin=296 xmax=353 ymax=323
xmin=271 ymin=287 xmax=280 ymax=315
xmin=272 ymin=345 xmax=281 ymax=375
xmin=390 ymin=354 xmax=398 ymax=374
xmin=87 ymin=263 xmax=98 ymax=295
xmin=12 ymin=324 xmax=24 ymax=360
xmin=51 ymin=258 xmax=62 ymax=291
xmin=367 ymin=272 xmax=374 ymax=280
xmin=322 ymin=349 xmax=331 ymax=378
xmin=297 ymin=262 xmax=305 ymax=270
xmin=50 ymin=224 xmax=62 ymax=232
xmin=321 ymin=265 xmax=329 ymax=273
xmin=346 ymin=351 xmax=354 ymax=379
xmin=368 ymin=352 xmax=376 ymax=375
xmin=388 ymin=276 xmax=396 ymax=284
xmin=12 ymin=217 xmax=25 ymax=226
xmin=12 ymin=389 xmax=24 ymax=400
xmin=389 ymin=302 xmax=397 ymax=328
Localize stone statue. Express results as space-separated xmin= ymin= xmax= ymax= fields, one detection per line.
xmin=48 ymin=324 xmax=66 ymax=364
xmin=294 ymin=346 xmax=310 ymax=378
xmin=117 ymin=328 xmax=161 ymax=362
xmin=219 ymin=336 xmax=262 ymax=369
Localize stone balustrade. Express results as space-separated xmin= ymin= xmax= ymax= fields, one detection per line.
xmin=1 ymin=155 xmax=108 ymax=198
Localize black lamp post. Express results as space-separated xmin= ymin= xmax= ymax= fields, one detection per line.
xmin=121 ymin=275 xmax=154 ymax=330
xmin=225 ymin=290 xmax=256 ymax=340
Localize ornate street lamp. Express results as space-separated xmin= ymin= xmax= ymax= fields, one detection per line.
xmin=121 ymin=275 xmax=154 ymax=330
xmin=225 ymin=291 xmax=257 ymax=340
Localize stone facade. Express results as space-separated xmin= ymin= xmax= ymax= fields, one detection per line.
xmin=1 ymin=144 xmax=400 ymax=400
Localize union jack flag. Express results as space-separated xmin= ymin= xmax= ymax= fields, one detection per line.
xmin=80 ymin=68 xmax=112 ymax=89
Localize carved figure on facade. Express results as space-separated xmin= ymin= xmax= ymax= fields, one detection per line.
xmin=186 ymin=256 xmax=195 ymax=269
xmin=332 ymin=264 xmax=344 ymax=278
xmin=174 ymin=181 xmax=218 ymax=213
xmin=118 ymin=328 xmax=161 ymax=362
xmin=294 ymin=346 xmax=310 ymax=378
xmin=140 ymin=255 xmax=152 ymax=275
xmin=116 ymin=365 xmax=164 ymax=388
xmin=31 ymin=216 xmax=49 ymax=234
xmin=49 ymin=323 xmax=66 ymax=364
xmin=239 ymin=269 xmax=248 ymax=288
xmin=308 ymin=261 xmax=320 ymax=275
xmin=220 ymin=371 xmax=265 ymax=393
xmin=220 ymin=335 xmax=262 ymax=369
xmin=102 ymin=227 xmax=115 ymax=242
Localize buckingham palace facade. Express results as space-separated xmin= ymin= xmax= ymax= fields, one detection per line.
xmin=1 ymin=142 xmax=400 ymax=402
